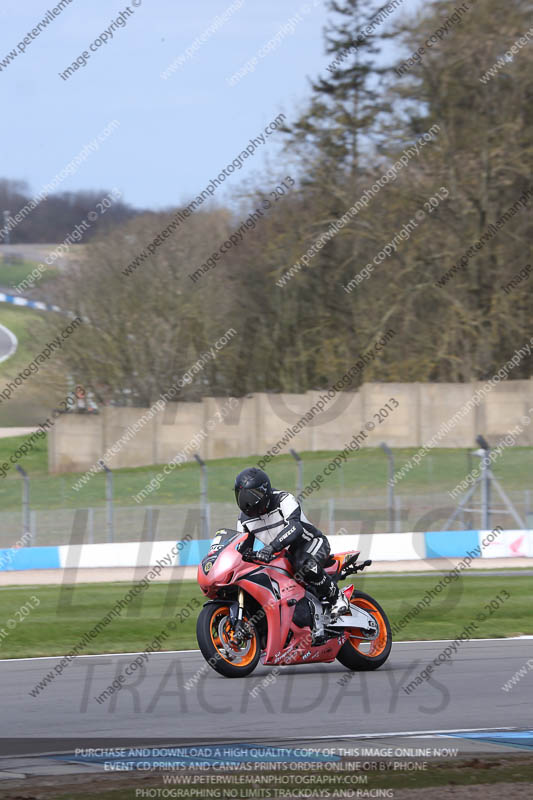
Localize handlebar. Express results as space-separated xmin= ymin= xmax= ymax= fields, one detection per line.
xmin=240 ymin=548 xmax=262 ymax=563
xmin=239 ymin=547 xmax=276 ymax=563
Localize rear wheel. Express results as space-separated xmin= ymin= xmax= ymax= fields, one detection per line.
xmin=196 ymin=603 xmax=261 ymax=678
xmin=336 ymin=590 xmax=391 ymax=671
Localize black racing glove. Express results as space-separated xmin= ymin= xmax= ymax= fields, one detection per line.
xmin=237 ymin=544 xmax=254 ymax=562
xmin=255 ymin=545 xmax=276 ymax=562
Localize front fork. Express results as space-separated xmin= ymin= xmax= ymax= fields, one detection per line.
xmin=231 ymin=588 xmax=248 ymax=643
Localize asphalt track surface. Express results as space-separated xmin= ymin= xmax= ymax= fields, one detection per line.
xmin=3 ymin=639 xmax=532 ymax=747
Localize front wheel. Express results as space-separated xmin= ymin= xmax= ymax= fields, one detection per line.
xmin=336 ymin=590 xmax=392 ymax=671
xmin=196 ymin=603 xmax=261 ymax=678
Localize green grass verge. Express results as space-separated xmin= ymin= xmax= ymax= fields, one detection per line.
xmin=0 ymin=306 xmax=49 ymax=380
xmin=0 ymin=306 xmax=60 ymax=428
xmin=0 ymin=259 xmax=58 ymax=292
xmin=0 ymin=574 xmax=530 ymax=659
xmin=40 ymin=755 xmax=533 ymax=799
xmin=0 ymin=432 xmax=532 ymax=512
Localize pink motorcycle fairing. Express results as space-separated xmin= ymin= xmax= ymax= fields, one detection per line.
xmin=198 ymin=530 xmax=357 ymax=667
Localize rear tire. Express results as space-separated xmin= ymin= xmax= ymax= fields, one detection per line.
xmin=336 ymin=590 xmax=392 ymax=671
xmin=196 ymin=603 xmax=261 ymax=678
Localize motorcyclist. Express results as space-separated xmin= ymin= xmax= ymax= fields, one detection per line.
xmin=234 ymin=467 xmax=350 ymax=622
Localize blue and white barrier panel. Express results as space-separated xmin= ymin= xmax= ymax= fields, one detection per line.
xmin=0 ymin=291 xmax=62 ymax=313
xmin=1 ymin=530 xmax=532 ymax=571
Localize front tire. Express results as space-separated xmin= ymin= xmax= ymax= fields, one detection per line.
xmin=336 ymin=590 xmax=392 ymax=671
xmin=196 ymin=603 xmax=261 ymax=678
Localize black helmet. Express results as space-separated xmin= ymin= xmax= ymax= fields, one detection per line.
xmin=234 ymin=467 xmax=272 ymax=517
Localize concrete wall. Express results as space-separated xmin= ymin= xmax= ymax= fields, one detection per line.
xmin=48 ymin=380 xmax=533 ymax=473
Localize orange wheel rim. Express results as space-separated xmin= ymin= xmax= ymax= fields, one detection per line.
xmin=347 ymin=598 xmax=389 ymax=658
xmin=209 ymin=606 xmax=257 ymax=667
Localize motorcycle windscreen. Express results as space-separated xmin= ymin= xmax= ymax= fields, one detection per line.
xmin=209 ymin=528 xmax=240 ymax=549
xmin=201 ymin=529 xmax=241 ymax=574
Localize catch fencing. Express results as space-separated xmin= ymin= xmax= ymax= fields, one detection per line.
xmin=0 ymin=446 xmax=531 ymax=548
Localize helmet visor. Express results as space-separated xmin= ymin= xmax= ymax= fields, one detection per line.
xmin=236 ymin=486 xmax=268 ymax=516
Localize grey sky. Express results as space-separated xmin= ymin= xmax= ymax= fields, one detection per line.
xmin=0 ymin=0 xmax=423 ymax=211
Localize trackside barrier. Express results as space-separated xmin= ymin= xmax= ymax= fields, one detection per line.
xmin=1 ymin=531 xmax=532 ymax=571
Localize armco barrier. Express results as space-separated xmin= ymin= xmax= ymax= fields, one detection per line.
xmin=1 ymin=531 xmax=532 ymax=571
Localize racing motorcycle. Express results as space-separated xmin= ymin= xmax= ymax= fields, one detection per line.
xmin=196 ymin=529 xmax=391 ymax=678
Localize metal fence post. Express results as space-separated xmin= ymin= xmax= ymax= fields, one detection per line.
xmin=476 ymin=435 xmax=490 ymax=530
xmin=87 ymin=507 xmax=94 ymax=544
xmin=379 ymin=443 xmax=395 ymax=533
xmin=290 ymin=448 xmax=303 ymax=498
xmin=99 ymin=461 xmax=114 ymax=543
xmin=194 ymin=454 xmax=209 ymax=539
xmin=395 ymin=495 xmax=401 ymax=534
xmin=15 ymin=465 xmax=30 ymax=537
xmin=328 ymin=497 xmax=335 ymax=537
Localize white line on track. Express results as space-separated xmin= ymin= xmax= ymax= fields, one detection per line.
xmin=292 ymin=726 xmax=518 ymax=740
xmin=0 ymin=637 xmax=527 ymax=663
xmin=0 ymin=323 xmax=18 ymax=363
xmin=0 ymin=728 xmax=523 ymax=761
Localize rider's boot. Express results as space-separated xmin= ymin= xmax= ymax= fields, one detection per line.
xmin=329 ymin=584 xmax=350 ymax=620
